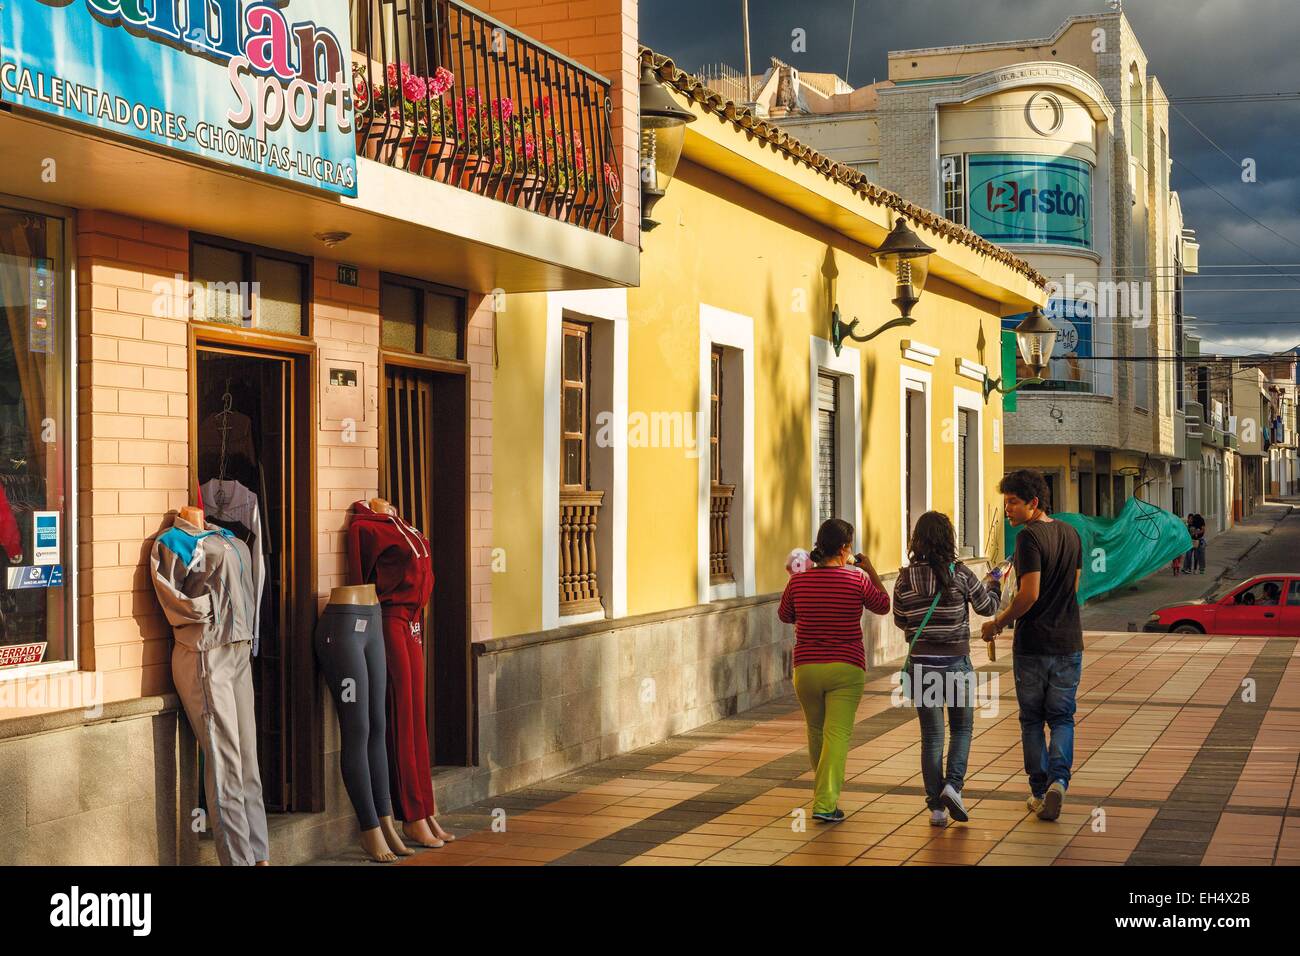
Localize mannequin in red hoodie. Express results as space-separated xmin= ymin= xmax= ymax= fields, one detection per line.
xmin=346 ymin=498 xmax=455 ymax=847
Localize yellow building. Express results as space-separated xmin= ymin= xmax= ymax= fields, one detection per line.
xmin=475 ymin=52 xmax=1045 ymax=796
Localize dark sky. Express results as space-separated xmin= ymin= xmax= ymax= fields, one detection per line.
xmin=642 ymin=0 xmax=1300 ymax=357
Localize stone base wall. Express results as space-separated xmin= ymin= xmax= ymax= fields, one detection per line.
xmin=0 ymin=698 xmax=179 ymax=865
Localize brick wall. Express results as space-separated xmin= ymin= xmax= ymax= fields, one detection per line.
xmin=77 ymin=210 xmax=191 ymax=706
xmin=476 ymin=0 xmax=640 ymax=247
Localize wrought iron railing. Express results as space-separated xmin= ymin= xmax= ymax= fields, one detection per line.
xmin=351 ymin=0 xmax=621 ymax=236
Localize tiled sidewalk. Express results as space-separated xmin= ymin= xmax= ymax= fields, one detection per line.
xmin=372 ymin=632 xmax=1300 ymax=866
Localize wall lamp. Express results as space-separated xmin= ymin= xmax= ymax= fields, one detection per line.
xmin=982 ymin=306 xmax=1060 ymax=402
xmin=831 ymin=216 xmax=935 ymax=356
xmin=639 ymin=65 xmax=696 ymax=233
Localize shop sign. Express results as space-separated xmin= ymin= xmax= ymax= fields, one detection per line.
xmin=0 ymin=642 xmax=47 ymax=669
xmin=33 ymin=510 xmax=59 ymax=565
xmin=5 ymin=564 xmax=63 ymax=589
xmin=0 ymin=0 xmax=357 ymax=196
xmin=968 ymin=154 xmax=1092 ymax=248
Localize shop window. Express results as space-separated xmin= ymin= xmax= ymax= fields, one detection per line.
xmin=191 ymin=236 xmax=309 ymax=335
xmin=0 ymin=205 xmax=70 ymax=669
xmin=380 ymin=275 xmax=466 ymax=361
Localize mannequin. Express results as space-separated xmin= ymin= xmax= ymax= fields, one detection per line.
xmin=152 ymin=505 xmax=270 ymax=866
xmin=347 ymin=498 xmax=455 ymax=847
xmin=315 ymin=583 xmax=413 ymax=862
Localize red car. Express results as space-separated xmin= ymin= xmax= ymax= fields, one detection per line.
xmin=1145 ymin=574 xmax=1300 ymax=635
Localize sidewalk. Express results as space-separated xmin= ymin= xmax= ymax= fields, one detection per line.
xmin=1080 ymin=500 xmax=1297 ymax=632
xmin=311 ymin=630 xmax=1300 ymax=867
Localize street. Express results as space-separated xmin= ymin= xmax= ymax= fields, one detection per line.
xmin=1081 ymin=500 xmax=1299 ymax=632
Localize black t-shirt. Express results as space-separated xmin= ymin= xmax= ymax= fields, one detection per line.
xmin=1012 ymin=519 xmax=1083 ymax=655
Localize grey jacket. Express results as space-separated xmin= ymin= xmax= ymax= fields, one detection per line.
xmin=149 ymin=514 xmax=256 ymax=651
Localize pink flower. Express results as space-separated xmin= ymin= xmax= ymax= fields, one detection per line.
xmin=385 ymin=61 xmax=413 ymax=87
xmin=602 ymin=162 xmax=620 ymax=189
xmin=492 ymin=97 xmax=514 ymax=121
xmin=430 ymin=67 xmax=454 ymax=97
xmin=403 ymin=73 xmax=428 ymax=102
xmin=524 ymin=134 xmax=536 ymax=160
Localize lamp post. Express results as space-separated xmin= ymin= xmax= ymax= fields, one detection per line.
xmin=639 ymin=65 xmax=696 ymax=233
xmin=831 ymin=216 xmax=935 ymax=356
xmin=982 ymin=306 xmax=1060 ymax=402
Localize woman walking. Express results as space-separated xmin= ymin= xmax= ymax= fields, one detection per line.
xmin=893 ymin=512 xmax=1001 ymax=827
xmin=778 ymin=518 xmax=890 ymax=823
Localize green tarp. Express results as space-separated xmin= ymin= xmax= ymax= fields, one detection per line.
xmin=1005 ymin=497 xmax=1194 ymax=605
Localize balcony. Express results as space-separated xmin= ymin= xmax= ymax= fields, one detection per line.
xmin=351 ymin=0 xmax=622 ymax=237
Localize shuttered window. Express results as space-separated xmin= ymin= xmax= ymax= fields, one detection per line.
xmin=817 ymin=374 xmax=838 ymax=526
xmin=957 ymin=409 xmax=973 ymax=556
xmin=561 ymin=321 xmax=590 ymax=490
xmin=711 ymin=346 xmax=723 ymax=484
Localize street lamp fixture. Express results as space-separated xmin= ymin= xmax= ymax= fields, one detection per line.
xmin=982 ymin=306 xmax=1060 ymax=402
xmin=830 ymin=216 xmax=935 ymax=356
xmin=639 ymin=64 xmax=696 ymax=232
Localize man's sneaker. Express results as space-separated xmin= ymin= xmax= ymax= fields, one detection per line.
xmin=939 ymin=784 xmax=969 ymax=823
xmin=1027 ymin=793 xmax=1045 ymax=814
xmin=929 ymin=808 xmax=949 ymax=828
xmin=1038 ymin=781 xmax=1066 ymax=821
xmin=812 ymin=808 xmax=845 ymax=824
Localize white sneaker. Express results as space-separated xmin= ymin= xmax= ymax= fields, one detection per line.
xmin=1027 ymin=793 xmax=1045 ymax=814
xmin=1039 ymin=780 xmax=1066 ymax=821
xmin=939 ymin=784 xmax=969 ymax=822
xmin=929 ymin=808 xmax=950 ymax=828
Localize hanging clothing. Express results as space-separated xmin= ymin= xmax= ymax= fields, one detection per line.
xmin=198 ymin=409 xmax=259 ymax=491
xmin=0 ymin=483 xmax=20 ymax=562
xmin=346 ymin=500 xmax=437 ymax=822
xmin=201 ymin=478 xmax=266 ymax=654
xmin=150 ymin=512 xmax=267 ymax=865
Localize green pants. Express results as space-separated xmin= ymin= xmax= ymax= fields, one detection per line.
xmin=793 ymin=662 xmax=866 ymax=815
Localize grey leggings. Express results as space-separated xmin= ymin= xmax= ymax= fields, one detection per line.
xmin=314 ymin=603 xmax=392 ymax=830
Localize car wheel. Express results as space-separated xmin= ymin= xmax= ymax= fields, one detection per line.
xmin=1170 ymin=622 xmax=1205 ymax=634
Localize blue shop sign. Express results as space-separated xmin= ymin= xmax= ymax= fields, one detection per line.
xmin=0 ymin=0 xmax=357 ymax=196
xmin=968 ymin=154 xmax=1092 ymax=248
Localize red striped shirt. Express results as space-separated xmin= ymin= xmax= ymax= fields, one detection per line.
xmin=777 ymin=565 xmax=891 ymax=670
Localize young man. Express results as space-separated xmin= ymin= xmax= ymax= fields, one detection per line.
xmin=981 ymin=469 xmax=1083 ymax=822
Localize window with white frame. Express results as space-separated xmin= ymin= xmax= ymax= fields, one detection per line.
xmin=954 ymin=400 xmax=981 ymax=558
xmin=901 ymin=370 xmax=931 ymax=560
xmin=941 ymin=154 xmax=966 ymax=225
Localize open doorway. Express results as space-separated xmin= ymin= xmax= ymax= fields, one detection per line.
xmin=381 ymin=360 xmax=471 ymax=766
xmin=193 ymin=342 xmax=318 ymax=811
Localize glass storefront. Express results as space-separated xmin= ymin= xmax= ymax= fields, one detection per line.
xmin=0 ymin=203 xmax=71 ymax=669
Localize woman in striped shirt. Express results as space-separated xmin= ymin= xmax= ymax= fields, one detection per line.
xmin=893 ymin=511 xmax=1001 ymax=827
xmin=778 ymin=518 xmax=890 ymax=823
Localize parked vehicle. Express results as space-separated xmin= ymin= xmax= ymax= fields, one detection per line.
xmin=1144 ymin=574 xmax=1300 ymax=635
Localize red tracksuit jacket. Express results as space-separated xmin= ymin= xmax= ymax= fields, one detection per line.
xmin=345 ymin=501 xmax=433 ymax=618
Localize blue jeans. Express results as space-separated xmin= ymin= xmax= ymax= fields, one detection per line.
xmin=911 ymin=657 xmax=975 ymax=809
xmin=1013 ymin=650 xmax=1083 ymax=797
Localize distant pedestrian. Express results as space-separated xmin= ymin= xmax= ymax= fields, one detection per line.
xmin=1192 ymin=514 xmax=1207 ymax=573
xmin=778 ymin=518 xmax=890 ymax=824
xmin=982 ymin=469 xmax=1083 ymax=822
xmin=894 ymin=512 xmax=1001 ymax=828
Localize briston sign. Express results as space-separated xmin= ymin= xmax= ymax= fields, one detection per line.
xmin=0 ymin=0 xmax=357 ymax=196
xmin=968 ymin=154 xmax=1091 ymax=248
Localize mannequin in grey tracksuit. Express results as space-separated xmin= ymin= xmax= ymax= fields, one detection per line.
xmin=150 ymin=512 xmax=269 ymax=866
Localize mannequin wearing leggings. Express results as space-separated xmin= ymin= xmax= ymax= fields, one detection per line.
xmin=314 ymin=584 xmax=413 ymax=863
